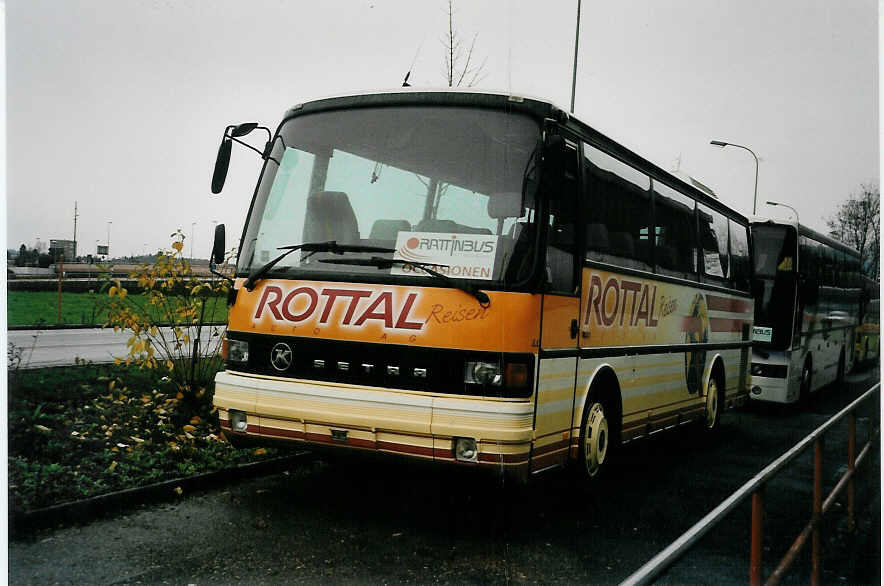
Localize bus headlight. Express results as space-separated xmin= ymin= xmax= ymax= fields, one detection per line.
xmin=464 ymin=361 xmax=502 ymax=386
xmin=226 ymin=339 xmax=249 ymax=364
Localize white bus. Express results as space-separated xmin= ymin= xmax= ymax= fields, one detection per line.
xmin=749 ymin=219 xmax=864 ymax=404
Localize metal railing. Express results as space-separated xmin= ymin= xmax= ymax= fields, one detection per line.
xmin=622 ymin=382 xmax=880 ymax=586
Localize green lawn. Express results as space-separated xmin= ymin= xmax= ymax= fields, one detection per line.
xmin=7 ymin=290 xmax=228 ymax=327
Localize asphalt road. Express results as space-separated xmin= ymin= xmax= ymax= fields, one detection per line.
xmin=7 ymin=326 xmax=225 ymax=368
xmin=9 ymin=367 xmax=880 ymax=585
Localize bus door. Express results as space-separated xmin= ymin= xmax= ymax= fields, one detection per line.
xmin=532 ymin=135 xmax=582 ymax=474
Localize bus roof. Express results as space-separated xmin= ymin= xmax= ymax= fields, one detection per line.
xmin=750 ymin=216 xmax=861 ymax=257
xmin=281 ymin=89 xmax=749 ymax=225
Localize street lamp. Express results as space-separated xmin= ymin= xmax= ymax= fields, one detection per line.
xmin=766 ymin=200 xmax=799 ymax=224
xmin=710 ymin=140 xmax=760 ymax=215
xmin=191 ymin=222 xmax=197 ymax=262
xmin=106 ymin=221 xmax=112 ymax=255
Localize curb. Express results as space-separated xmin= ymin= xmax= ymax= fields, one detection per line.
xmin=9 ymin=452 xmax=312 ymax=539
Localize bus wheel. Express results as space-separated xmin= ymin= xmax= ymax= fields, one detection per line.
xmin=578 ymin=392 xmax=619 ymax=481
xmin=703 ymin=376 xmax=723 ymax=431
xmin=836 ymin=351 xmax=846 ymax=386
xmin=582 ymin=402 xmax=609 ymax=477
xmin=798 ymin=361 xmax=812 ymax=405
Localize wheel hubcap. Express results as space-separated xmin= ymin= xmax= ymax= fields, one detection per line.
xmin=584 ymin=403 xmax=608 ymax=477
xmin=705 ymin=380 xmax=718 ymax=428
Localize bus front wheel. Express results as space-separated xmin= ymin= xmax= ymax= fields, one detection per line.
xmin=836 ymin=351 xmax=846 ymax=386
xmin=798 ymin=361 xmax=812 ymax=405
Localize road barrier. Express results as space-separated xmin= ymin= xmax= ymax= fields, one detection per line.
xmin=622 ymin=382 xmax=880 ymax=586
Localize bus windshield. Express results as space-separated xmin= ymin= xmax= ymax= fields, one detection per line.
xmin=752 ymin=224 xmax=797 ymax=349
xmin=237 ymin=106 xmax=541 ymax=287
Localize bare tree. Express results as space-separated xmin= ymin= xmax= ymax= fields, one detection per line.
xmin=827 ymin=183 xmax=880 ymax=280
xmin=441 ymin=0 xmax=487 ymax=87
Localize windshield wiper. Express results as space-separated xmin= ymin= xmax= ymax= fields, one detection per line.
xmin=319 ymin=256 xmax=490 ymax=306
xmin=244 ymin=241 xmax=395 ymax=291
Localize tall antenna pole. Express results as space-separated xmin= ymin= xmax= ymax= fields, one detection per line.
xmin=569 ymin=0 xmax=581 ymax=113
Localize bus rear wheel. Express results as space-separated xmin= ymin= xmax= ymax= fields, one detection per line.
xmin=582 ymin=403 xmax=609 ymax=477
xmin=577 ymin=389 xmax=620 ymax=482
xmin=703 ymin=376 xmax=723 ymax=431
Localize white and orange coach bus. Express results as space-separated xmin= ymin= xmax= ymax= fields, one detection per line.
xmin=207 ymin=90 xmax=753 ymax=482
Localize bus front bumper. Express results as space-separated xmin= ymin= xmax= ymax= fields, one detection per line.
xmin=749 ymin=375 xmax=794 ymax=404
xmin=214 ymin=370 xmax=535 ymax=481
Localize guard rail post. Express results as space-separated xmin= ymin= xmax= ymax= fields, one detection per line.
xmin=750 ymin=486 xmax=764 ymax=586
xmin=811 ymin=438 xmax=822 ymax=586
xmin=847 ymin=411 xmax=856 ymax=532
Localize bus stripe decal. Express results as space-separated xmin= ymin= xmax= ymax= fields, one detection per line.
xmin=706 ymin=296 xmax=752 ymax=313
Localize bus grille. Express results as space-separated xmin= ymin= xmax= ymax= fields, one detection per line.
xmin=224 ymin=331 xmax=534 ymax=399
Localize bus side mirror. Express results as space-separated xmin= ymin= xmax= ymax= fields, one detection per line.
xmin=211 ymin=224 xmax=226 ymax=265
xmin=211 ymin=138 xmax=232 ymax=194
xmin=541 ymin=135 xmax=565 ymax=198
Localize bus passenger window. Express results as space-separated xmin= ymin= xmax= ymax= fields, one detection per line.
xmin=653 ymin=181 xmax=696 ymax=279
xmin=583 ymin=142 xmax=651 ymax=270
xmin=698 ymin=204 xmax=730 ymax=281
xmin=729 ymin=219 xmax=751 ymax=291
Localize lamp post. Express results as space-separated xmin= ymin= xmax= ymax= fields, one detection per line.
xmin=106 ymin=221 xmax=112 ymax=256
xmin=191 ymin=222 xmax=196 ymax=262
xmin=710 ymin=140 xmax=760 ymax=215
xmin=766 ymin=200 xmax=799 ymax=224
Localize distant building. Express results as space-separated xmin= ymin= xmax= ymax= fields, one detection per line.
xmin=49 ymin=239 xmax=76 ymax=261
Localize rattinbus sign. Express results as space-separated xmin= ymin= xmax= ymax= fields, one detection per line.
xmin=392 ymin=232 xmax=498 ymax=280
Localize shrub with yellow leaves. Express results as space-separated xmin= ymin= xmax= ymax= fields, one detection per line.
xmin=104 ymin=230 xmax=231 ymax=425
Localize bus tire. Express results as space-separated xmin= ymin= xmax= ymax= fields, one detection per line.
xmin=798 ymin=359 xmax=812 ymax=405
xmin=836 ymin=350 xmax=846 ymax=387
xmin=577 ymin=380 xmax=621 ymax=482
xmin=703 ymin=372 xmax=724 ymax=432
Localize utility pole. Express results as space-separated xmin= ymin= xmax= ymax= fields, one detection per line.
xmin=57 ymin=253 xmax=64 ymax=324
xmin=73 ymin=201 xmax=79 ymax=259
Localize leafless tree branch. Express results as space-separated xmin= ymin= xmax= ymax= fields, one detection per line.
xmin=827 ymin=183 xmax=880 ymax=280
xmin=440 ymin=0 xmax=486 ymax=88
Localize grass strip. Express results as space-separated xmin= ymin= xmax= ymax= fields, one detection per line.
xmin=7 ymin=362 xmax=277 ymax=513
xmin=7 ymin=290 xmax=229 ymax=327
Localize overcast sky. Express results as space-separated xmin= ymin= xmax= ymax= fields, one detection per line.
xmin=5 ymin=0 xmax=879 ymax=258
